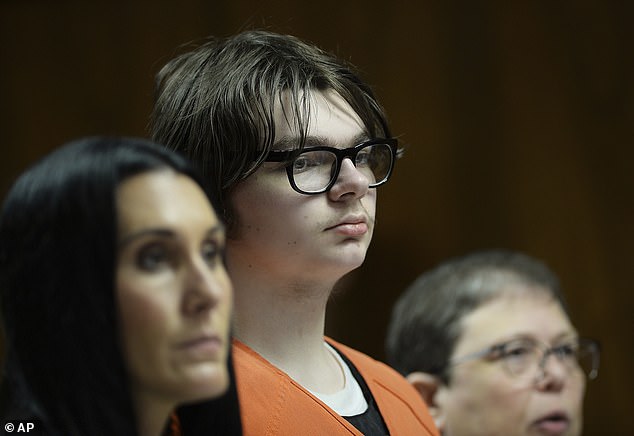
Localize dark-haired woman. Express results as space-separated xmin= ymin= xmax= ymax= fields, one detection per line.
xmin=0 ymin=137 xmax=240 ymax=435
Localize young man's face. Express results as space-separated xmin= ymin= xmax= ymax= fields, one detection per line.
xmin=436 ymin=290 xmax=586 ymax=436
xmin=227 ymin=89 xmax=377 ymax=285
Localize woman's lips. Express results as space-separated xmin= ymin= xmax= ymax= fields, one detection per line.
xmin=175 ymin=335 xmax=222 ymax=360
xmin=531 ymin=412 xmax=570 ymax=435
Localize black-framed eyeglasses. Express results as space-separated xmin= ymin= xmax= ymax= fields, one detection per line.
xmin=264 ymin=138 xmax=399 ymax=195
xmin=446 ymin=337 xmax=600 ymax=381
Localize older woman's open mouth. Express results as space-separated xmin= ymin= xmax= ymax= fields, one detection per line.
xmin=531 ymin=411 xmax=570 ymax=435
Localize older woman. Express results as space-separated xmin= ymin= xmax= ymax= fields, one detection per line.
xmin=386 ymin=250 xmax=600 ymax=436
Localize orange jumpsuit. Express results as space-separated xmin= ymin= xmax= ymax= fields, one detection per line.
xmin=233 ymin=338 xmax=439 ymax=436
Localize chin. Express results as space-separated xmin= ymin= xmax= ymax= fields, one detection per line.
xmin=181 ymin=366 xmax=230 ymax=403
xmin=181 ymin=364 xmax=229 ymax=402
xmin=200 ymin=373 xmax=230 ymax=400
xmin=330 ymin=253 xmax=366 ymax=275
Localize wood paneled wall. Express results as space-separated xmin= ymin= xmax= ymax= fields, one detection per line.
xmin=1 ymin=2 xmax=631 ymax=434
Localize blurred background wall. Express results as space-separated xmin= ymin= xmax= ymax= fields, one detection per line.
xmin=1 ymin=1 xmax=632 ymax=434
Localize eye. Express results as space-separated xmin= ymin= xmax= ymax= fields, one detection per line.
xmin=499 ymin=341 xmax=534 ymax=363
xmin=137 ymin=243 xmax=169 ymax=271
xmin=553 ymin=343 xmax=578 ymax=361
xmin=292 ymin=156 xmax=309 ymax=172
xmin=356 ymin=147 xmax=372 ymax=166
xmin=201 ymin=239 xmax=222 ymax=266
xmin=292 ymin=151 xmax=332 ymax=173
xmin=292 ymin=155 xmax=319 ymax=173
xmin=493 ymin=340 xmax=538 ymax=376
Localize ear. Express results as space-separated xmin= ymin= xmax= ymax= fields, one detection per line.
xmin=406 ymin=371 xmax=446 ymax=431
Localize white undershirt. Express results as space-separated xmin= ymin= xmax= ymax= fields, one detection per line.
xmin=307 ymin=343 xmax=368 ymax=416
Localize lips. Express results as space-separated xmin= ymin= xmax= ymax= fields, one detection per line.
xmin=175 ymin=334 xmax=223 ymax=360
xmin=325 ymin=215 xmax=369 ymax=236
xmin=532 ymin=412 xmax=570 ymax=435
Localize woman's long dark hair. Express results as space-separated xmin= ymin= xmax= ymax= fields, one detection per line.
xmin=0 ymin=137 xmax=229 ymax=435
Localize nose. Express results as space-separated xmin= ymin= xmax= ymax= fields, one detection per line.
xmin=182 ymin=258 xmax=229 ymax=317
xmin=327 ymin=158 xmax=370 ymax=201
xmin=534 ymin=352 xmax=568 ymax=392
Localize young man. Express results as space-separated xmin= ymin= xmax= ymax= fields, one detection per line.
xmin=386 ymin=250 xmax=600 ymax=436
xmin=151 ymin=30 xmax=438 ymax=435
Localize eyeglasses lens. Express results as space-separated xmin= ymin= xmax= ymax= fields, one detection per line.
xmin=292 ymin=143 xmax=393 ymax=193
xmin=292 ymin=150 xmax=337 ymax=193
xmin=501 ymin=340 xmax=599 ymax=380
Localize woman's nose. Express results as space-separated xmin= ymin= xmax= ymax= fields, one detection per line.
xmin=182 ymin=259 xmax=227 ymax=316
xmin=534 ymin=353 xmax=569 ymax=392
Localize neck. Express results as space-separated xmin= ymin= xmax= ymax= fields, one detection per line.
xmin=133 ymin=391 xmax=173 ymax=436
xmin=232 ymin=271 xmax=334 ymax=357
xmin=229 ymin=259 xmax=346 ymax=393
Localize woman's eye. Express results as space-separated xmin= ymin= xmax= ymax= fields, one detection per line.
xmin=137 ymin=244 xmax=168 ymax=271
xmin=501 ymin=344 xmax=532 ymax=361
xmin=554 ymin=343 xmax=577 ymax=360
xmin=201 ymin=240 xmax=222 ymax=265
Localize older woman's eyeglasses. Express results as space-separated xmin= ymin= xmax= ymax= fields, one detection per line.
xmin=264 ymin=138 xmax=399 ymax=195
xmin=447 ymin=337 xmax=600 ymax=381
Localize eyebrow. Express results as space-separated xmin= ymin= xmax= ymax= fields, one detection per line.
xmin=118 ymin=225 xmax=225 ymax=249
xmin=493 ymin=331 xmax=580 ymax=347
xmin=272 ymin=132 xmax=370 ymax=151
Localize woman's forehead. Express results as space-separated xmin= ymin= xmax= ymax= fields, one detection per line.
xmin=454 ymin=291 xmax=575 ymax=354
